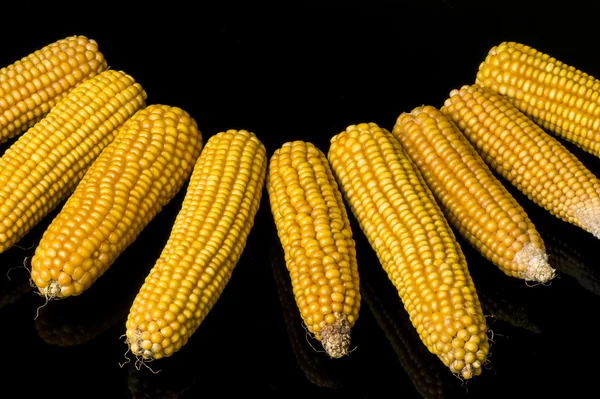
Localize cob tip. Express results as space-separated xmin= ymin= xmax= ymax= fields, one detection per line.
xmin=38 ymin=281 xmax=62 ymax=299
xmin=123 ymin=327 xmax=161 ymax=373
xmin=572 ymin=202 xmax=600 ymax=241
xmin=32 ymin=281 xmax=62 ymax=320
xmin=514 ymin=242 xmax=555 ymax=283
xmin=319 ymin=312 xmax=351 ymax=359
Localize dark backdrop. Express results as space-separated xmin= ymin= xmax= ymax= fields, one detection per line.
xmin=0 ymin=4 xmax=598 ymax=398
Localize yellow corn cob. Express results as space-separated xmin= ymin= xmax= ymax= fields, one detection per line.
xmin=476 ymin=41 xmax=600 ymax=158
xmin=0 ymin=35 xmax=107 ymax=143
xmin=125 ymin=129 xmax=267 ymax=361
xmin=267 ymin=141 xmax=361 ymax=359
xmin=0 ymin=69 xmax=145 ymax=255
xmin=392 ymin=106 xmax=553 ymax=283
xmin=30 ymin=104 xmax=202 ymax=299
xmin=442 ymin=84 xmax=600 ymax=239
xmin=328 ymin=123 xmax=489 ymax=379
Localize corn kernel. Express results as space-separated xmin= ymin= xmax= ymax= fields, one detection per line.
xmin=268 ymin=140 xmax=361 ymax=359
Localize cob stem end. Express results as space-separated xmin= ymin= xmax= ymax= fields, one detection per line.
xmin=33 ymin=281 xmax=61 ymax=320
xmin=572 ymin=202 xmax=600 ymax=240
xmin=515 ymin=242 xmax=555 ymax=283
xmin=39 ymin=280 xmax=61 ymax=300
xmin=319 ymin=313 xmax=351 ymax=359
xmin=124 ymin=328 xmax=161 ymax=373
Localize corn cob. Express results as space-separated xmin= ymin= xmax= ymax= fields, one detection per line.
xmin=442 ymin=84 xmax=600 ymax=240
xmin=476 ymin=41 xmax=600 ymax=158
xmin=0 ymin=35 xmax=107 ymax=143
xmin=267 ymin=140 xmax=361 ymax=359
xmin=0 ymin=69 xmax=145 ymax=255
xmin=392 ymin=106 xmax=553 ymax=283
xmin=328 ymin=123 xmax=489 ymax=379
xmin=125 ymin=129 xmax=267 ymax=361
xmin=30 ymin=104 xmax=201 ymax=299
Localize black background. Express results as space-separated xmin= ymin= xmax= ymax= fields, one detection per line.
xmin=1 ymin=3 xmax=600 ymax=398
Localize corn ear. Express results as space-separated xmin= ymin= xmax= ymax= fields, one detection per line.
xmin=267 ymin=140 xmax=361 ymax=358
xmin=125 ymin=129 xmax=267 ymax=361
xmin=442 ymin=84 xmax=600 ymax=240
xmin=0 ymin=69 xmax=146 ymax=255
xmin=392 ymin=105 xmax=553 ymax=283
xmin=0 ymin=35 xmax=107 ymax=143
xmin=476 ymin=41 xmax=600 ymax=158
xmin=31 ymin=104 xmax=200 ymax=299
xmin=328 ymin=122 xmax=489 ymax=379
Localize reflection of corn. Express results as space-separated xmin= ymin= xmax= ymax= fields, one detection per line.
xmin=268 ymin=140 xmax=361 ymax=359
xmin=393 ymin=105 xmax=553 ymax=283
xmin=476 ymin=286 xmax=542 ymax=335
xmin=476 ymin=41 xmax=600 ymax=158
xmin=443 ymin=84 xmax=600 ymax=239
xmin=328 ymin=122 xmax=489 ymax=379
xmin=0 ymin=35 xmax=108 ymax=143
xmin=456 ymin=238 xmax=542 ymax=335
xmin=540 ymin=227 xmax=600 ymax=297
xmin=35 ymin=309 xmax=116 ymax=347
xmin=267 ymin=213 xmax=343 ymax=390
xmin=127 ymin=364 xmax=195 ymax=399
xmin=0 ymin=267 xmax=32 ymax=310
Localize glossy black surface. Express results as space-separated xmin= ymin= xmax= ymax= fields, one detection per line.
xmin=1 ymin=5 xmax=600 ymax=398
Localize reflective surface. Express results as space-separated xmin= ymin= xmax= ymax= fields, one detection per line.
xmin=1 ymin=5 xmax=599 ymax=398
